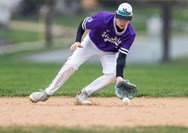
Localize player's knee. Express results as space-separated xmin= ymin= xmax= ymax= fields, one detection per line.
xmin=65 ymin=60 xmax=79 ymax=70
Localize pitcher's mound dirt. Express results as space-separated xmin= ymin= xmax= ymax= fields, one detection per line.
xmin=0 ymin=97 xmax=188 ymax=127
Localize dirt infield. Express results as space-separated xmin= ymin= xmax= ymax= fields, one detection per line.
xmin=0 ymin=97 xmax=188 ymax=127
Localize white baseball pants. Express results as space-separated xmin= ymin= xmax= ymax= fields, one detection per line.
xmin=45 ymin=34 xmax=118 ymax=96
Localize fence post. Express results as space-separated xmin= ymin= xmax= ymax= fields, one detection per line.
xmin=45 ymin=0 xmax=55 ymax=48
xmin=162 ymin=2 xmax=171 ymax=62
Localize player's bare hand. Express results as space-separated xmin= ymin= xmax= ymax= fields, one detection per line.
xmin=70 ymin=42 xmax=83 ymax=52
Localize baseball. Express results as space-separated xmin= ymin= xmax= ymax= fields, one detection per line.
xmin=122 ymin=97 xmax=130 ymax=105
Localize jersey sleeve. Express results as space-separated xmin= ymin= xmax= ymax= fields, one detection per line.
xmin=120 ymin=34 xmax=136 ymax=55
xmin=82 ymin=12 xmax=104 ymax=30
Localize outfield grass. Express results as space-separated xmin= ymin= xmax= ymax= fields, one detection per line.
xmin=0 ymin=51 xmax=188 ymax=97
xmin=0 ymin=63 xmax=187 ymax=97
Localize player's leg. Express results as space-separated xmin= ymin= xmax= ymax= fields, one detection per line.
xmin=77 ymin=51 xmax=118 ymax=104
xmin=45 ymin=35 xmax=99 ymax=95
xmin=29 ymin=54 xmax=84 ymax=103
xmin=29 ymin=35 xmax=96 ymax=102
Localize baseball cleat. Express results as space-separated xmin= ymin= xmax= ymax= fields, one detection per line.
xmin=76 ymin=91 xmax=92 ymax=105
xmin=29 ymin=89 xmax=50 ymax=103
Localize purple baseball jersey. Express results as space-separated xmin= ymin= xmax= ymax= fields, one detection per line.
xmin=82 ymin=11 xmax=136 ymax=55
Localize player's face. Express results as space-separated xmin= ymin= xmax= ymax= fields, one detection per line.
xmin=115 ymin=18 xmax=129 ymax=29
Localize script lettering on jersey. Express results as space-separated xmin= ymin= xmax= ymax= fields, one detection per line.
xmin=102 ymin=31 xmax=122 ymax=46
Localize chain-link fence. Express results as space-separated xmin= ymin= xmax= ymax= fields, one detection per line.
xmin=0 ymin=0 xmax=188 ymax=64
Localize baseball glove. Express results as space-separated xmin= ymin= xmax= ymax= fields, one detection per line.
xmin=115 ymin=80 xmax=137 ymax=99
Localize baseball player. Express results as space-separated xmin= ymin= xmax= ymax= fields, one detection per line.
xmin=29 ymin=2 xmax=136 ymax=105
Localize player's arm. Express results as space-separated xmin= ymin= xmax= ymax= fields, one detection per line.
xmin=116 ymin=52 xmax=127 ymax=84
xmin=75 ymin=20 xmax=85 ymax=43
xmin=70 ymin=20 xmax=85 ymax=52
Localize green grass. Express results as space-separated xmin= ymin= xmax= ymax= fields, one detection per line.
xmin=0 ymin=126 xmax=187 ymax=133
xmin=0 ymin=50 xmax=188 ymax=97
